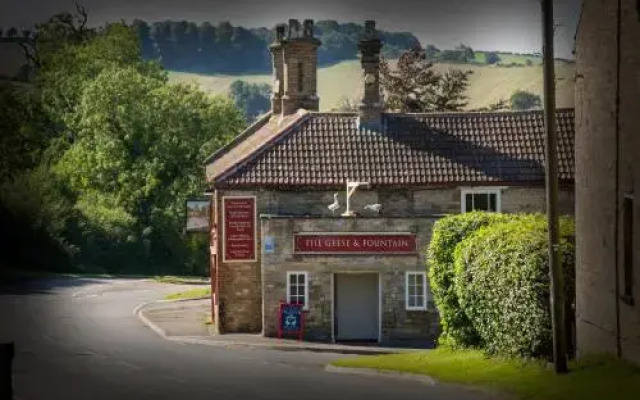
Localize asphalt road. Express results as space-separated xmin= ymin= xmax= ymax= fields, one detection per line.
xmin=0 ymin=278 xmax=494 ymax=400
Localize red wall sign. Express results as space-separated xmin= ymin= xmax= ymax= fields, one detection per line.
xmin=222 ymin=196 xmax=256 ymax=262
xmin=294 ymin=233 xmax=417 ymax=254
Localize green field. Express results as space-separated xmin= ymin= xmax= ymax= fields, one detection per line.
xmin=169 ymin=59 xmax=575 ymax=111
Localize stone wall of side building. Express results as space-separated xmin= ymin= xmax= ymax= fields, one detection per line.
xmin=575 ymin=0 xmax=640 ymax=364
xmin=213 ymin=185 xmax=574 ymax=335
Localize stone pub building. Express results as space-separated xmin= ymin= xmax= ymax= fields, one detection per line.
xmin=204 ymin=19 xmax=575 ymax=344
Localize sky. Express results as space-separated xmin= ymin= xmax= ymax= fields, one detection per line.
xmin=0 ymin=0 xmax=582 ymax=58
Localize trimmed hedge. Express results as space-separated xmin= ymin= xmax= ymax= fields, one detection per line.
xmin=426 ymin=211 xmax=512 ymax=348
xmin=454 ymin=214 xmax=575 ymax=359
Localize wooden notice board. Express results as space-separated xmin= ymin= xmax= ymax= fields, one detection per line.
xmin=222 ymin=196 xmax=257 ymax=262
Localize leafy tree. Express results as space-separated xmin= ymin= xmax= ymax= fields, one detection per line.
xmin=331 ymin=96 xmax=359 ymax=112
xmin=229 ymin=80 xmax=271 ymax=122
xmin=424 ymin=44 xmax=441 ymax=60
xmin=458 ymin=44 xmax=475 ymax=62
xmin=380 ymin=48 xmax=472 ymax=112
xmin=131 ymin=19 xmax=420 ymax=74
xmin=510 ymin=90 xmax=542 ymax=110
xmin=0 ymin=84 xmax=51 ymax=180
xmin=54 ymin=66 xmax=243 ymax=273
xmin=484 ymin=51 xmax=501 ymax=64
xmin=132 ymin=19 xmax=157 ymax=60
xmin=0 ymin=11 xmax=244 ymax=275
xmin=439 ymin=44 xmax=475 ymax=63
xmin=472 ymin=98 xmax=509 ymax=112
xmin=0 ymin=166 xmax=78 ymax=271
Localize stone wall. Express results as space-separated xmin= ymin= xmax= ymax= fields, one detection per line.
xmin=213 ymin=185 xmax=574 ymax=336
xmin=213 ymin=190 xmax=265 ymax=333
xmin=574 ymin=0 xmax=640 ymax=364
xmin=219 ymin=186 xmax=573 ymax=218
xmin=260 ymin=216 xmax=440 ymax=343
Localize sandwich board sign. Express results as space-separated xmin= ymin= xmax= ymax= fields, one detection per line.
xmin=277 ymin=301 xmax=304 ymax=340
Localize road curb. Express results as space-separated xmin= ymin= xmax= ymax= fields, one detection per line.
xmin=133 ymin=297 xmax=209 ymax=339
xmin=163 ymin=336 xmax=404 ymax=355
xmin=324 ymin=364 xmax=437 ymax=385
xmin=134 ymin=299 xmax=422 ymax=355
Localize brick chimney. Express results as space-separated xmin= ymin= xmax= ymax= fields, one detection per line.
xmin=269 ymin=19 xmax=321 ymax=116
xmin=357 ymin=20 xmax=383 ymax=130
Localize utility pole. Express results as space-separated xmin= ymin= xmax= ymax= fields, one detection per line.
xmin=541 ymin=0 xmax=568 ymax=374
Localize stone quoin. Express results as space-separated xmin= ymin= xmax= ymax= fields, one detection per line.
xmin=203 ymin=19 xmax=576 ymax=344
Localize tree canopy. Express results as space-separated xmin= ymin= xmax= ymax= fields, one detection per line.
xmin=127 ymin=19 xmax=421 ymax=74
xmin=510 ymin=90 xmax=542 ymax=110
xmin=0 ymin=8 xmax=244 ymax=275
xmin=229 ymin=80 xmax=271 ymax=123
xmin=380 ymin=48 xmax=473 ymax=112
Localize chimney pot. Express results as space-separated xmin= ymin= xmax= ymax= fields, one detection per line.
xmin=275 ymin=24 xmax=286 ymax=41
xmin=288 ymin=19 xmax=301 ymax=38
xmin=303 ymin=19 xmax=314 ymax=38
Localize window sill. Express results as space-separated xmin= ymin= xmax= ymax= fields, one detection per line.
xmin=620 ymin=294 xmax=635 ymax=306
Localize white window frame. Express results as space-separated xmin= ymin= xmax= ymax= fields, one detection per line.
xmin=460 ymin=187 xmax=502 ymax=213
xmin=286 ymin=271 xmax=309 ymax=310
xmin=405 ymin=271 xmax=428 ymax=311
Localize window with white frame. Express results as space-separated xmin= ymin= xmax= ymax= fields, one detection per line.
xmin=287 ymin=272 xmax=309 ymax=309
xmin=461 ymin=188 xmax=501 ymax=213
xmin=405 ymin=271 xmax=427 ymax=311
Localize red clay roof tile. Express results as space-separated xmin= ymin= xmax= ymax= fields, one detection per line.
xmin=208 ymin=109 xmax=574 ymax=188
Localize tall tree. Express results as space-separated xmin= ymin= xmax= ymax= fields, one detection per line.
xmin=1 ymin=12 xmax=244 ymax=275
xmin=229 ymin=80 xmax=271 ymax=122
xmin=510 ymin=90 xmax=542 ymax=110
xmin=484 ymin=51 xmax=501 ymax=64
xmin=380 ymin=48 xmax=472 ymax=112
xmin=132 ymin=19 xmax=157 ymax=60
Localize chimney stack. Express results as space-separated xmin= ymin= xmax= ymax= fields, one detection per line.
xmin=269 ymin=19 xmax=321 ymax=116
xmin=357 ymin=20 xmax=383 ymax=130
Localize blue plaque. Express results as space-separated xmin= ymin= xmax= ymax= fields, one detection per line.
xmin=264 ymin=236 xmax=275 ymax=254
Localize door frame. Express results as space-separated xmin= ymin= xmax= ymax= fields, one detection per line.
xmin=332 ymin=272 xmax=381 ymax=343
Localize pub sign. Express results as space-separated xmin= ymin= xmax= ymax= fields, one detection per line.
xmin=294 ymin=232 xmax=417 ymax=254
xmin=185 ymin=198 xmax=210 ymax=233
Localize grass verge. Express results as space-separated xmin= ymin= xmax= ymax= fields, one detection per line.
xmin=153 ymin=275 xmax=209 ymax=285
xmin=164 ymin=287 xmax=211 ymax=301
xmin=331 ymin=348 xmax=640 ymax=400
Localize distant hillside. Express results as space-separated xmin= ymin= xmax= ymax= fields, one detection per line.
xmin=132 ymin=19 xmax=421 ymax=74
xmin=169 ymin=60 xmax=575 ymax=112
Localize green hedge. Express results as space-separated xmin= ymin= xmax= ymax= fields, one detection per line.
xmin=426 ymin=211 xmax=512 ymax=348
xmin=453 ymin=215 xmax=575 ymax=359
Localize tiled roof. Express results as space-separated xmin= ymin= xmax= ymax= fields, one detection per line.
xmin=207 ymin=109 xmax=575 ymax=188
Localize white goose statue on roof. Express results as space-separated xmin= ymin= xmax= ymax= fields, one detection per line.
xmin=328 ymin=193 xmax=340 ymax=215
